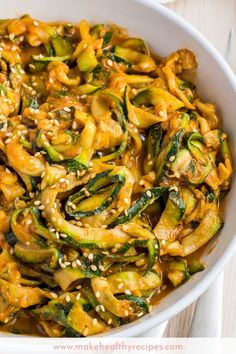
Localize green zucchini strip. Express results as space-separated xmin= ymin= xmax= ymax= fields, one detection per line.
xmin=154 ymin=189 xmax=185 ymax=241
xmin=40 ymin=185 xmax=129 ymax=248
xmin=65 ymin=170 xmax=125 ymax=217
xmin=109 ymin=187 xmax=169 ymax=227
xmin=91 ymin=277 xmax=131 ymax=317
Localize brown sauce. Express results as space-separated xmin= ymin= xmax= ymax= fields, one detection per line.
xmin=0 ymin=311 xmax=43 ymax=336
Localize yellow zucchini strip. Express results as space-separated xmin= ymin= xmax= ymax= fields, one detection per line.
xmin=6 ymin=138 xmax=45 ymax=176
xmin=91 ymin=277 xmax=131 ymax=317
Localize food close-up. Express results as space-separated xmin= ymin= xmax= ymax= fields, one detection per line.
xmin=0 ymin=15 xmax=233 ymax=337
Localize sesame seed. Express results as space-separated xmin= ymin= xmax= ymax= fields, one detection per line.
xmin=34 ymin=200 xmax=41 ymax=206
xmin=76 ymin=293 xmax=81 ymax=300
xmin=9 ymin=34 xmax=15 ymax=41
xmin=50 ymin=292 xmax=58 ymax=298
xmin=88 ymin=253 xmax=94 ymax=260
xmin=64 ymin=262 xmax=71 ymax=266
xmin=92 ymin=318 xmax=98 ymax=325
xmin=76 ymin=259 xmax=81 ymax=266
xmin=72 ymin=261 xmax=77 ymax=268
xmin=108 ymin=318 xmax=112 ymax=325
xmin=169 ymin=155 xmax=175 ymax=162
xmin=72 ymin=121 xmax=77 ymax=129
xmin=107 ymin=59 xmax=113 ymax=67
xmin=122 ymin=225 xmax=128 ymax=231
xmin=29 ymin=192 xmax=34 ymax=198
xmin=146 ymin=190 xmax=152 ymax=198
xmin=124 ymin=198 xmax=129 ymax=204
xmin=95 ymin=305 xmax=100 ymax=312
xmin=100 ymin=305 xmax=105 ymax=312
xmin=95 ymin=291 xmax=100 ymax=298
xmin=84 ymin=190 xmax=90 ymax=197
xmin=91 ymin=265 xmax=97 ymax=271
xmin=60 ymin=233 xmax=67 ymax=238
xmin=63 ymin=107 xmax=71 ymax=112
xmin=5 ymin=132 xmax=13 ymax=137
xmin=5 ymin=138 xmax=12 ymax=144
xmin=10 ymin=248 xmax=14 ymax=255
xmin=124 ymin=310 xmax=129 ymax=316
xmin=51 ymin=217 xmax=56 ymax=222
xmin=65 ymin=294 xmax=70 ymax=302
xmin=137 ymin=312 xmax=144 ymax=317
xmin=25 ymin=219 xmax=32 ymax=225
xmin=125 ymin=290 xmax=132 ymax=295
xmin=33 ymin=20 xmax=39 ymax=26
xmin=80 ymin=94 xmax=87 ymax=99
xmin=26 ymin=241 xmax=30 ymax=246
xmin=98 ymin=264 xmax=105 ymax=271
xmin=38 ymin=205 xmax=45 ymax=210
xmin=117 ymin=283 xmax=123 ymax=290
xmin=76 ymin=285 xmax=82 ymax=290
xmin=5 ymin=168 xmax=11 ymax=174
xmin=159 ymin=110 xmax=165 ymax=117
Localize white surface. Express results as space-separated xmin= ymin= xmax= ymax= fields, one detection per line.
xmin=188 ymin=273 xmax=224 ymax=337
xmin=0 ymin=0 xmax=236 ymax=340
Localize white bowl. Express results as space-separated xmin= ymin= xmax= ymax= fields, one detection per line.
xmin=1 ymin=0 xmax=236 ymax=339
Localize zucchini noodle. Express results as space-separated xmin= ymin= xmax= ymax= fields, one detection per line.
xmin=0 ymin=15 xmax=232 ymax=337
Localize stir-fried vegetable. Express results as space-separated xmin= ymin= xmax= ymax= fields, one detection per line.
xmin=0 ymin=16 xmax=232 ymax=337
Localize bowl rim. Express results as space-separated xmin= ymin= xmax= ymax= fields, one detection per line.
xmin=0 ymin=0 xmax=236 ymax=340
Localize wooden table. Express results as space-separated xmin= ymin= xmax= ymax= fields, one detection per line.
xmin=162 ymin=0 xmax=236 ymax=337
